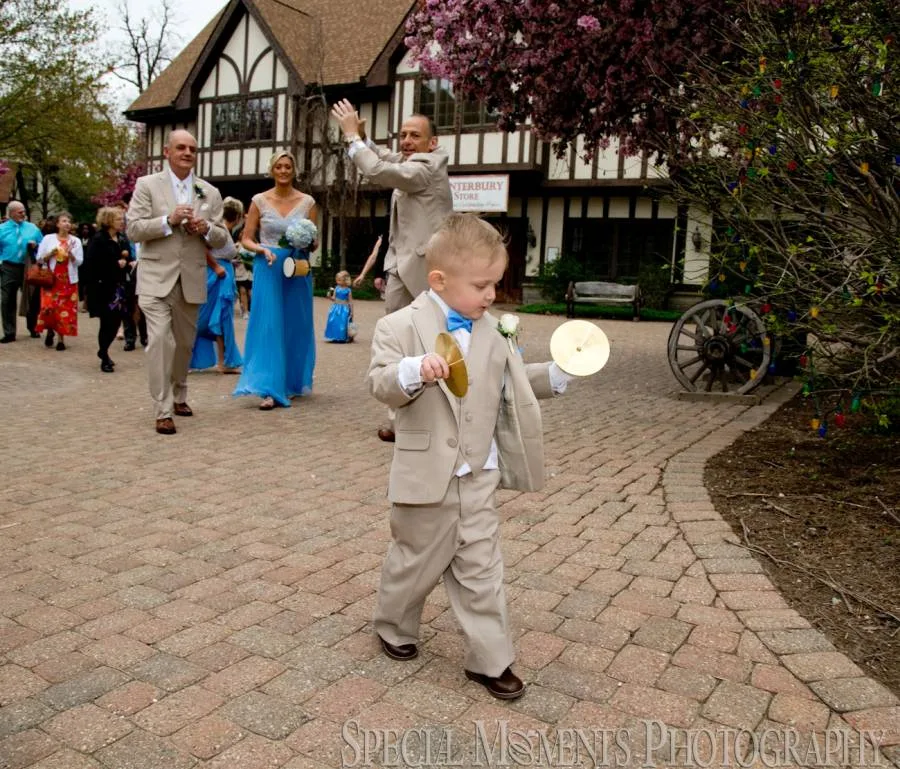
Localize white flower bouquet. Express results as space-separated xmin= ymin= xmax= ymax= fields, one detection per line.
xmin=279 ymin=219 xmax=318 ymax=250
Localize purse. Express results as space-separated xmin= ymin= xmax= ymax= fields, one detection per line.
xmin=26 ymin=264 xmax=54 ymax=289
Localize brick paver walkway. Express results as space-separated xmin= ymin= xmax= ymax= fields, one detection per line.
xmin=1 ymin=299 xmax=897 ymax=768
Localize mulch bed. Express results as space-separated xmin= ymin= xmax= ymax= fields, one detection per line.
xmin=705 ymin=392 xmax=900 ymax=694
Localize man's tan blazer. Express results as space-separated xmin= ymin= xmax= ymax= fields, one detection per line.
xmin=350 ymin=146 xmax=453 ymax=299
xmin=126 ymin=171 xmax=228 ymax=304
xmin=368 ymin=294 xmax=554 ymax=505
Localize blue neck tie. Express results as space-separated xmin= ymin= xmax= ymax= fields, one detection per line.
xmin=446 ymin=310 xmax=473 ymax=333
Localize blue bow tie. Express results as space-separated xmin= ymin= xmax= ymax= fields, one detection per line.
xmin=446 ymin=310 xmax=473 ymax=333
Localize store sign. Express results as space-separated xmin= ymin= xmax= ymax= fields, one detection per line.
xmin=450 ymin=174 xmax=510 ymax=212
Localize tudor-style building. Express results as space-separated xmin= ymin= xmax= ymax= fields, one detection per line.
xmin=125 ymin=0 xmax=710 ymax=301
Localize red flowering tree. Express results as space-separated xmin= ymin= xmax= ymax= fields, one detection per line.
xmin=405 ymin=0 xmax=743 ymax=158
xmin=92 ymin=161 xmax=145 ymax=207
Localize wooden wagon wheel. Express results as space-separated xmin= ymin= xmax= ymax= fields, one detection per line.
xmin=667 ymin=299 xmax=772 ymax=394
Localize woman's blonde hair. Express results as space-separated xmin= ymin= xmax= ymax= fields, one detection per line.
xmin=268 ymin=151 xmax=296 ymax=176
xmin=222 ymin=196 xmax=244 ymax=223
xmin=95 ymin=207 xmax=120 ymax=230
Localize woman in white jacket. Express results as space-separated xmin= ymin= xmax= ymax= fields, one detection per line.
xmin=35 ymin=211 xmax=83 ymax=351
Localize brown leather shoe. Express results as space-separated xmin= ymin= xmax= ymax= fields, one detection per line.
xmin=378 ymin=635 xmax=418 ymax=661
xmin=464 ymin=667 xmax=526 ymax=700
xmin=377 ymin=428 xmax=395 ymax=442
xmin=155 ymin=418 xmax=176 ymax=435
xmin=173 ymin=402 xmax=193 ymax=417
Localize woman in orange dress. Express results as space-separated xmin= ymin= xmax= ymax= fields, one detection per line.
xmin=35 ymin=211 xmax=83 ymax=350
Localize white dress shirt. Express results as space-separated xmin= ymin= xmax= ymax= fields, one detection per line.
xmin=160 ymin=169 xmax=195 ymax=237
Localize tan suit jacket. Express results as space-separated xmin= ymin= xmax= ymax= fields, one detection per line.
xmin=126 ymin=171 xmax=228 ymax=304
xmin=368 ymin=294 xmax=553 ymax=505
xmin=351 ymin=146 xmax=453 ymax=299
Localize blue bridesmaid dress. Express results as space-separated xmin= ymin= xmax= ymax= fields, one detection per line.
xmin=324 ymin=286 xmax=352 ymax=342
xmin=233 ymin=193 xmax=316 ymax=407
xmin=190 ymin=256 xmax=242 ymax=370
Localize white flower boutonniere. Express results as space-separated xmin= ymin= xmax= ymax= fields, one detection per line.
xmin=498 ymin=313 xmax=520 ymax=354
xmin=193 ymin=182 xmax=209 ymax=213
xmin=498 ymin=313 xmax=519 ymax=338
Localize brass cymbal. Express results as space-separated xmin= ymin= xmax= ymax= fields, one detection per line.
xmin=550 ymin=320 xmax=610 ymax=376
xmin=435 ymin=332 xmax=469 ymax=397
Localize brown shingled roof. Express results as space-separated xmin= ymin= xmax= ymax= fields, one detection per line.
xmin=126 ymin=0 xmax=414 ymax=116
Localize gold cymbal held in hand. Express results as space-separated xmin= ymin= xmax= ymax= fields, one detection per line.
xmin=550 ymin=320 xmax=610 ymax=376
xmin=435 ymin=332 xmax=469 ymax=397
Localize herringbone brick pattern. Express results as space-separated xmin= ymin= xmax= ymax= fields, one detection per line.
xmin=0 ymin=299 xmax=897 ymax=768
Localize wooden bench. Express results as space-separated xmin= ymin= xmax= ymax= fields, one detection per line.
xmin=566 ymin=281 xmax=641 ymax=320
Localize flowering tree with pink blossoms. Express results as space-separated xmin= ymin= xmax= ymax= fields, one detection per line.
xmin=405 ymin=0 xmax=739 ymax=158
xmin=92 ymin=161 xmax=145 ymax=207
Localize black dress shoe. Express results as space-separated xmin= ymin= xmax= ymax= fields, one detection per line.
xmin=44 ymin=332 xmax=54 ymax=347
xmin=123 ymin=342 xmax=136 ymax=351
xmin=100 ymin=361 xmax=114 ymax=373
xmin=378 ymin=635 xmax=418 ymax=661
xmin=29 ymin=331 xmax=40 ymax=338
xmin=56 ymin=341 xmax=65 ymax=351
xmin=0 ymin=335 xmax=14 ymax=344
xmin=377 ymin=428 xmax=396 ymax=442
xmin=465 ymin=667 xmax=526 ymax=700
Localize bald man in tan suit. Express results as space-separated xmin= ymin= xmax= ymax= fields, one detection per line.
xmin=127 ymin=130 xmax=228 ymax=435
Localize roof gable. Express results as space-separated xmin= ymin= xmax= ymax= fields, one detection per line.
xmin=126 ymin=0 xmax=414 ymax=118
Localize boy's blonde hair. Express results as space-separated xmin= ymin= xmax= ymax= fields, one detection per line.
xmin=425 ymin=213 xmax=508 ymax=272
xmin=335 ymin=270 xmax=351 ymax=284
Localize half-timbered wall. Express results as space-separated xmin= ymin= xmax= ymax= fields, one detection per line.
xmin=143 ymin=122 xmax=197 ymax=174
xmin=195 ymin=11 xmax=292 ymax=180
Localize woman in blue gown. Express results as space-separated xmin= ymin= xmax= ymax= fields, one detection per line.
xmin=190 ymin=197 xmax=243 ymax=373
xmin=233 ymin=151 xmax=317 ymax=409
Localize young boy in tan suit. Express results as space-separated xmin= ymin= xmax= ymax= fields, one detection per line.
xmin=367 ymin=213 xmax=574 ymax=699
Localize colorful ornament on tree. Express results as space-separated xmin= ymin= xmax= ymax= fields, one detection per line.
xmin=810 ymin=306 xmax=820 ymax=319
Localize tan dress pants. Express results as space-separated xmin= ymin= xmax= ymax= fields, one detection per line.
xmin=139 ymin=279 xmax=200 ymax=420
xmin=383 ymin=272 xmax=415 ymax=315
xmin=374 ymin=469 xmax=515 ymax=677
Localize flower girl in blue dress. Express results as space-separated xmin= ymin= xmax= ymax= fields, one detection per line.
xmin=324 ymin=271 xmax=354 ymax=343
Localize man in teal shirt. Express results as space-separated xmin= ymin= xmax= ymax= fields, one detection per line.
xmin=0 ymin=201 xmax=42 ymax=342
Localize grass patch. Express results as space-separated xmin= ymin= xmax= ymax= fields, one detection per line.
xmin=518 ymin=302 xmax=683 ymax=322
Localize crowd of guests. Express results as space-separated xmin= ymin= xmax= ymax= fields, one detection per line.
xmin=0 ymin=201 xmax=149 ymax=364
xmin=0 ymin=160 xmax=361 ymax=391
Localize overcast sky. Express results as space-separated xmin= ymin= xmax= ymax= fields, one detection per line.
xmin=68 ymin=0 xmax=228 ymax=112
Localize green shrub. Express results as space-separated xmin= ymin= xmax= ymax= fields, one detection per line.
xmin=637 ymin=260 xmax=674 ymax=310
xmin=534 ymin=253 xmax=587 ymax=303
